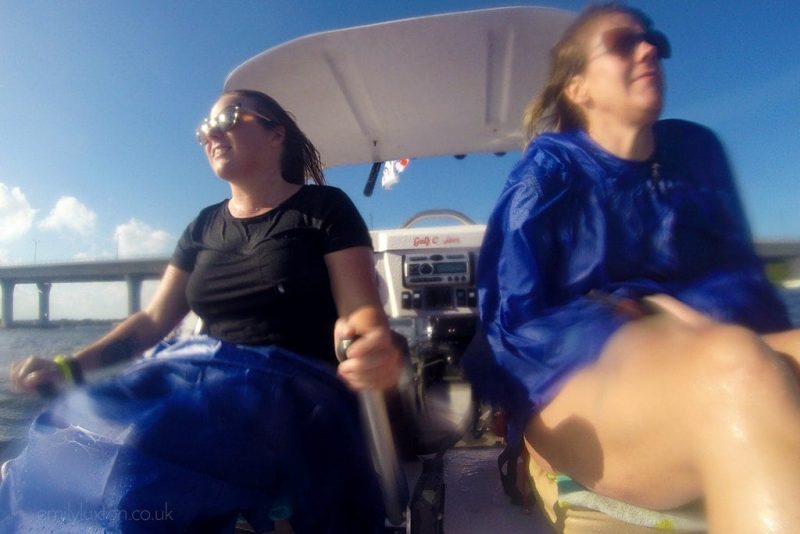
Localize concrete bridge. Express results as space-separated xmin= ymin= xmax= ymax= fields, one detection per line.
xmin=1 ymin=240 xmax=800 ymax=327
xmin=754 ymin=241 xmax=800 ymax=261
xmin=0 ymin=258 xmax=168 ymax=327
xmin=755 ymin=241 xmax=800 ymax=283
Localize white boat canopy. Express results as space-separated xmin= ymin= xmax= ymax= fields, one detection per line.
xmin=224 ymin=7 xmax=575 ymax=169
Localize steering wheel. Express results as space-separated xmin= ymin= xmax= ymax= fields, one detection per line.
xmin=401 ymin=209 xmax=475 ymax=228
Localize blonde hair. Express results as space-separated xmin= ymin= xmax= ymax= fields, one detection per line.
xmin=522 ymin=3 xmax=655 ymax=143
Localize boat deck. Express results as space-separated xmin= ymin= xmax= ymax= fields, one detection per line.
xmin=443 ymin=445 xmax=553 ymax=533
xmin=235 ymin=441 xmax=554 ymax=534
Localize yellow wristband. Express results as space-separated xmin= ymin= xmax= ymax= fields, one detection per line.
xmin=53 ymin=354 xmax=75 ymax=385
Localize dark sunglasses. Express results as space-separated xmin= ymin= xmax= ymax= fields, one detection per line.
xmin=600 ymin=27 xmax=671 ymax=60
xmin=195 ymin=105 xmax=274 ymax=144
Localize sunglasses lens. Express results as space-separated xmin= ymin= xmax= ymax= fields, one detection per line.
xmin=603 ymin=28 xmax=671 ymax=60
xmin=647 ymin=30 xmax=671 ymax=59
xmin=196 ymin=121 xmax=211 ymax=144
xmin=605 ymin=28 xmax=639 ymax=56
xmin=216 ymin=108 xmax=236 ymax=130
xmin=195 ymin=107 xmax=238 ymax=144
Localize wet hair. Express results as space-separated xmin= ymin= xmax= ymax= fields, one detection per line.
xmin=224 ymin=89 xmax=326 ymax=185
xmin=521 ymin=3 xmax=656 ymax=143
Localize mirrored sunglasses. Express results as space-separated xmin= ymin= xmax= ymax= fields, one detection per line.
xmin=195 ymin=105 xmax=274 ymax=144
xmin=601 ymin=27 xmax=671 ymax=60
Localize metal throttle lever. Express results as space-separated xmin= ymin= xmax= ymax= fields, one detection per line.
xmin=336 ymin=337 xmax=409 ymax=526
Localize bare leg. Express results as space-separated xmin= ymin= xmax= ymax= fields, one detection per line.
xmin=763 ymin=329 xmax=800 ymax=382
xmin=525 ymin=299 xmax=800 ymax=534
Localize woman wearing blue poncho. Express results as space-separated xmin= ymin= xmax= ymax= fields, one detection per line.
xmin=4 ymin=90 xmax=402 ymax=533
xmin=465 ymin=4 xmax=800 ymax=532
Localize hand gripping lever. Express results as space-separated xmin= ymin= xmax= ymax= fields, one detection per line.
xmin=337 ymin=337 xmax=409 ymax=526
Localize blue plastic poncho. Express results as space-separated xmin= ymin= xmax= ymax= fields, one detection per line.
xmin=0 ymin=337 xmax=384 ymax=533
xmin=464 ymin=119 xmax=790 ymax=426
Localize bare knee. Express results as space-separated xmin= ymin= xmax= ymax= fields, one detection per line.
xmin=602 ymin=320 xmax=782 ymax=410
xmin=691 ymin=324 xmax=785 ymax=391
xmin=681 ymin=323 xmax=800 ymax=432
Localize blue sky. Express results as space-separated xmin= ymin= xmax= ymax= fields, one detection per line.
xmin=1 ymin=0 xmax=799 ymax=319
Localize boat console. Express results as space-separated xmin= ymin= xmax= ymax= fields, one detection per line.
xmin=369 ymin=220 xmax=486 ymax=532
xmin=372 ymin=223 xmax=483 ymax=318
xmin=370 ymin=218 xmax=486 ymax=444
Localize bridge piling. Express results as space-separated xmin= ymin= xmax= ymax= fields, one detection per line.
xmin=1 ymin=280 xmax=14 ymax=328
xmin=126 ymin=275 xmax=143 ymax=315
xmin=37 ymin=282 xmax=52 ymax=326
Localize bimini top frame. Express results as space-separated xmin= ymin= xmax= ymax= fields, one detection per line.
xmin=224 ymin=6 xmax=574 ymax=169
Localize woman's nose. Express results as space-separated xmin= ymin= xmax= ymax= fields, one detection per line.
xmin=205 ymin=126 xmax=224 ymax=142
xmin=636 ymin=39 xmax=659 ymax=63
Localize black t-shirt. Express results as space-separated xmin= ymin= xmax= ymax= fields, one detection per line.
xmin=171 ymin=185 xmax=372 ymax=365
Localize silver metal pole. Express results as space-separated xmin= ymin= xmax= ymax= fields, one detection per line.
xmin=337 ymin=338 xmax=408 ymax=526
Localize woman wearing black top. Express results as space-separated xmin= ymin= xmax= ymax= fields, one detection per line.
xmin=4 ymin=89 xmax=402 ymax=532
xmin=11 ymin=89 xmax=402 ymax=392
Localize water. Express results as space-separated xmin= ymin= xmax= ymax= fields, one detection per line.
xmin=2 ymin=290 xmax=800 ymax=464
xmin=0 ymin=324 xmax=115 ymax=462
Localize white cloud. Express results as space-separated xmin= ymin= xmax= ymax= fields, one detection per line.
xmin=38 ymin=196 xmax=97 ymax=235
xmin=0 ymin=183 xmax=36 ymax=241
xmin=114 ymin=219 xmax=174 ymax=258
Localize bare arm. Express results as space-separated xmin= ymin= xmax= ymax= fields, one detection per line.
xmin=10 ymin=265 xmax=191 ymax=392
xmin=325 ymin=246 xmax=402 ymax=391
xmin=73 ymin=265 xmax=191 ymax=370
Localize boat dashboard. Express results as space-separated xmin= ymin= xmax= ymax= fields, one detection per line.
xmin=371 ymin=223 xmax=483 ymax=321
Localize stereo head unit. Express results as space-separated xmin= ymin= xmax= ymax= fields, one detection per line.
xmin=370 ymin=224 xmax=485 ymax=319
xmin=403 ymin=252 xmax=473 ymax=287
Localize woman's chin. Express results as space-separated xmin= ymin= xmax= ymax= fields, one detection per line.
xmin=211 ymin=162 xmax=236 ymax=181
xmin=630 ymin=100 xmax=663 ymax=126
